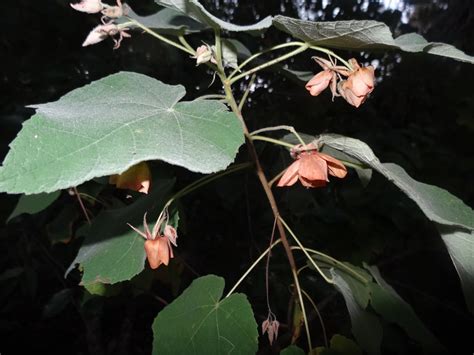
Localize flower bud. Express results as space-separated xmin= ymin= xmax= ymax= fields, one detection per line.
xmin=82 ymin=24 xmax=114 ymax=47
xmin=305 ymin=70 xmax=333 ymax=96
xmin=70 ymin=0 xmax=104 ymax=14
xmin=193 ymin=45 xmax=217 ymax=66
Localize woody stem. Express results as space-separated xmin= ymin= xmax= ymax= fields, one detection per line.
xmin=221 ymin=76 xmax=300 ymax=305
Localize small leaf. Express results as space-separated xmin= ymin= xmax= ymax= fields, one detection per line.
xmin=7 ymin=191 xmax=61 ymax=222
xmin=0 ymin=72 xmax=244 ymax=194
xmin=273 ymin=16 xmax=474 ymax=64
xmin=155 ymin=0 xmax=272 ymax=34
xmin=331 ymin=269 xmax=382 ymax=355
xmin=314 ymin=334 xmax=362 ymax=355
xmin=125 ymin=7 xmax=207 ymax=34
xmin=152 ymin=275 xmax=258 ymax=354
xmin=281 ymin=345 xmax=306 ymax=355
xmin=66 ymin=178 xmax=175 ymax=285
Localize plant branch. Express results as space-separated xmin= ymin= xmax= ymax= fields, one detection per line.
xmin=238 ymin=74 xmax=256 ymax=111
xmin=229 ymin=41 xmax=306 ymax=79
xmin=250 ymin=135 xmax=295 ymax=149
xmin=291 ymin=268 xmax=312 ymax=350
xmin=230 ymin=44 xmax=309 ymax=84
xmin=127 ymin=18 xmax=194 ymax=55
xmin=250 ymin=125 xmax=306 ymax=146
xmin=225 ymin=238 xmax=282 ymax=298
xmin=300 ymin=288 xmax=328 ymax=347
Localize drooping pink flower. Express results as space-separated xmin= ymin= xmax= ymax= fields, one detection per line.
xmin=262 ymin=318 xmax=280 ymax=346
xmin=338 ymin=58 xmax=375 ymax=108
xmin=305 ymin=70 xmax=334 ymax=96
xmin=82 ymin=23 xmax=131 ymax=49
xmin=128 ymin=212 xmax=178 ymax=270
xmin=70 ymin=0 xmax=104 ymax=14
xmin=277 ymin=144 xmax=347 ymax=188
xmin=192 ymin=45 xmax=217 ymax=65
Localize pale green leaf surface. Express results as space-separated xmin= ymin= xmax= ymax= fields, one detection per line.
xmin=315 ymin=334 xmax=362 ymax=355
xmin=438 ymin=226 xmax=474 ymax=313
xmin=7 ymin=191 xmax=60 ymax=222
xmin=365 ymin=265 xmax=445 ymax=353
xmin=152 ymin=275 xmax=258 ymax=354
xmin=66 ymin=178 xmax=175 ymax=285
xmin=125 ymin=7 xmax=207 ymax=34
xmin=273 ymin=16 xmax=474 ymax=64
xmin=0 ymin=72 xmax=244 ymax=194
xmin=155 ymin=0 xmax=272 ymax=33
xmin=331 ymin=269 xmax=382 ymax=355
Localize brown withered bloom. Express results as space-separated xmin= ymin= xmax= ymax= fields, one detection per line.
xmin=338 ymin=58 xmax=375 ymax=108
xmin=277 ymin=144 xmax=347 ymax=188
xmin=128 ymin=212 xmax=178 ymax=270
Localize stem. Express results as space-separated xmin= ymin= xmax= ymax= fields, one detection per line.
xmin=300 ymin=288 xmax=328 ymax=347
xmin=279 ymin=216 xmax=334 ymax=284
xmin=238 ymin=74 xmax=256 ymax=111
xmin=250 ymin=135 xmax=295 ymax=149
xmin=194 ymin=94 xmax=227 ymax=100
xmin=225 ymin=239 xmax=282 ymax=298
xmin=268 ymin=169 xmax=285 ymax=188
xmin=214 ymin=29 xmax=225 ymax=72
xmin=229 ymin=41 xmax=306 ymax=79
xmin=230 ymin=44 xmax=309 ymax=84
xmin=265 ymin=218 xmax=278 ymax=311
xmin=73 ymin=187 xmax=91 ymax=225
xmin=291 ymin=268 xmax=313 ymax=350
xmin=250 ymin=125 xmax=306 ymax=146
xmin=178 ymin=35 xmax=195 ymax=53
xmin=309 ymin=45 xmax=352 ymax=69
xmin=127 ymin=18 xmax=194 ymax=55
xmin=302 ymin=247 xmax=370 ymax=284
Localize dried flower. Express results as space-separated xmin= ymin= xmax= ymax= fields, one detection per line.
xmin=338 ymin=58 xmax=375 ymax=108
xmin=277 ymin=144 xmax=347 ymax=188
xmin=109 ymin=162 xmax=151 ymax=194
xmin=101 ymin=0 xmax=127 ymax=22
xmin=128 ymin=212 xmax=178 ymax=270
xmin=192 ymin=45 xmax=217 ymax=66
xmin=70 ymin=0 xmax=104 ymax=14
xmin=82 ymin=23 xmax=131 ymax=49
xmin=305 ymin=70 xmax=334 ymax=96
xmin=262 ymin=316 xmax=280 ymax=346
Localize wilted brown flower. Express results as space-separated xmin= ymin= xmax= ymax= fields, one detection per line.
xmin=338 ymin=58 xmax=375 ymax=107
xmin=277 ymin=144 xmax=347 ymax=188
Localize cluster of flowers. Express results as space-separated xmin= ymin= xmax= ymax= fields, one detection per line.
xmin=70 ymin=0 xmax=131 ymax=49
xmin=305 ymin=57 xmax=375 ymax=107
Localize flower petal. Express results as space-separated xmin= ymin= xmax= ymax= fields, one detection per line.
xmin=298 ymin=154 xmax=328 ymax=182
xmin=277 ymin=160 xmax=301 ymax=187
xmin=317 ymin=152 xmax=348 ymax=178
xmin=70 ymin=0 xmax=103 ymax=14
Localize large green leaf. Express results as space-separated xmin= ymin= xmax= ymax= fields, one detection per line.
xmin=317 ymin=134 xmax=474 ymax=313
xmin=125 ymin=7 xmax=207 ymax=34
xmin=331 ymin=269 xmax=382 ymax=355
xmin=273 ymin=16 xmax=474 ymax=64
xmin=0 ymin=72 xmax=244 ymax=194
xmin=65 ymin=178 xmax=175 ymax=285
xmin=154 ymin=0 xmax=272 ymax=34
xmin=365 ymin=265 xmax=445 ymax=353
xmin=152 ymin=275 xmax=258 ymax=354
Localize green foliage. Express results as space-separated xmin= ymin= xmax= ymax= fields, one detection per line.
xmin=315 ymin=334 xmax=362 ymax=355
xmin=152 ymin=275 xmax=258 ymax=354
xmin=273 ymin=16 xmax=474 ymax=63
xmin=281 ymin=345 xmax=306 ymax=355
xmin=7 ymin=191 xmax=60 ymax=222
xmin=0 ymin=72 xmax=244 ymax=194
xmin=318 ymin=134 xmax=474 ymax=313
xmin=66 ymin=178 xmax=175 ymax=285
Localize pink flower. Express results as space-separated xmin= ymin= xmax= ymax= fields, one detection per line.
xmin=70 ymin=0 xmax=104 ymax=14
xmin=277 ymin=144 xmax=347 ymax=188
xmin=262 ymin=318 xmax=280 ymax=346
xmin=192 ymin=45 xmax=217 ymax=66
xmin=305 ymin=70 xmax=334 ymax=96
xmin=82 ymin=23 xmax=131 ymax=49
xmin=338 ymin=59 xmax=375 ymax=108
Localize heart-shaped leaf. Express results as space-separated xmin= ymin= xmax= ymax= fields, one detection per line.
xmin=0 ymin=72 xmax=244 ymax=194
xmin=152 ymin=275 xmax=258 ymax=354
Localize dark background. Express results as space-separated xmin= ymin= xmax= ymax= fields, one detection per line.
xmin=1 ymin=0 xmax=473 ymax=354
